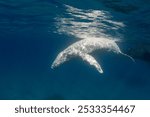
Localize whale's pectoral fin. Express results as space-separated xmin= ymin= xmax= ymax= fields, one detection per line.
xmin=78 ymin=53 xmax=103 ymax=74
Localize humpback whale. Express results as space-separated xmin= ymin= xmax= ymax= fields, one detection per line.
xmin=51 ymin=37 xmax=134 ymax=74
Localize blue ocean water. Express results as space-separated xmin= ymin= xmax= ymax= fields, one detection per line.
xmin=0 ymin=0 xmax=150 ymax=100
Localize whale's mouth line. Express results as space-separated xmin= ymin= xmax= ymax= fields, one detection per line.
xmin=51 ymin=5 xmax=134 ymax=74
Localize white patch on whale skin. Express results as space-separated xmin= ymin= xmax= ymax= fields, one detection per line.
xmin=51 ymin=5 xmax=134 ymax=74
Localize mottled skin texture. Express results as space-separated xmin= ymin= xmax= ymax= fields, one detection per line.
xmin=51 ymin=38 xmax=134 ymax=74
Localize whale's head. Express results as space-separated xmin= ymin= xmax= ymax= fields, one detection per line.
xmin=51 ymin=49 xmax=74 ymax=69
xmin=51 ymin=52 xmax=68 ymax=69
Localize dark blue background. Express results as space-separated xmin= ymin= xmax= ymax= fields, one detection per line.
xmin=0 ymin=0 xmax=150 ymax=99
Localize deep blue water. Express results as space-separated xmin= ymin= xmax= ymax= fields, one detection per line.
xmin=0 ymin=0 xmax=150 ymax=100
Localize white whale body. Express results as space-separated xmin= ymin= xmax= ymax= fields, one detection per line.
xmin=51 ymin=37 xmax=134 ymax=74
